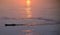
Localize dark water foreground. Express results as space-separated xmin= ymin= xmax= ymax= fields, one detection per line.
xmin=0 ymin=19 xmax=60 ymax=35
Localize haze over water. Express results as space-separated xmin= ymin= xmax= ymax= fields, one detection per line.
xmin=0 ymin=0 xmax=60 ymax=35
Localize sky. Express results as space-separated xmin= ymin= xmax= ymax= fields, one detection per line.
xmin=0 ymin=0 xmax=60 ymax=20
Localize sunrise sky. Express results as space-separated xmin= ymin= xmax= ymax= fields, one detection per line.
xmin=0 ymin=0 xmax=59 ymax=20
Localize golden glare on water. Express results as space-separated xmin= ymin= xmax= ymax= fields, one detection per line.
xmin=22 ymin=30 xmax=33 ymax=35
xmin=25 ymin=0 xmax=32 ymax=18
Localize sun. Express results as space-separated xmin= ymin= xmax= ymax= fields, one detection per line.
xmin=26 ymin=0 xmax=31 ymax=7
